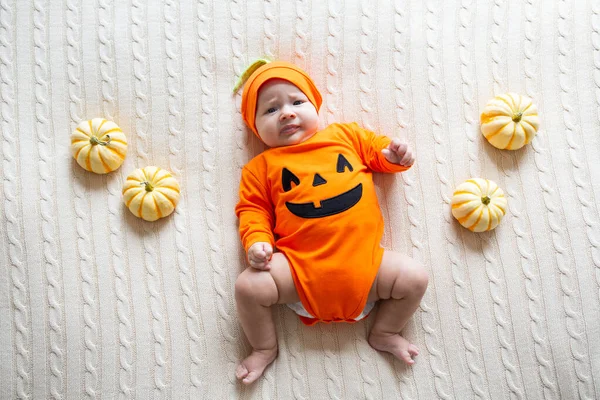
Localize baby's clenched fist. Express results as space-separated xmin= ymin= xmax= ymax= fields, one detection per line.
xmin=247 ymin=242 xmax=273 ymax=270
xmin=381 ymin=138 xmax=415 ymax=167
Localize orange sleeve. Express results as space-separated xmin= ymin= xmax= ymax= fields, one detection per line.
xmin=235 ymin=166 xmax=275 ymax=252
xmin=348 ymin=122 xmax=412 ymax=173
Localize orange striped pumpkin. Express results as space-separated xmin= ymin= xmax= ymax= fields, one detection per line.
xmin=122 ymin=166 xmax=180 ymax=221
xmin=71 ymin=118 xmax=127 ymax=173
xmin=451 ymin=178 xmax=507 ymax=232
xmin=480 ymin=93 xmax=539 ymax=150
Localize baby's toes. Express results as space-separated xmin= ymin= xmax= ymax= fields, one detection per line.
xmin=236 ymin=364 xmax=249 ymax=380
xmin=242 ymin=370 xmax=261 ymax=385
xmin=400 ymin=350 xmax=415 ymax=365
xmin=408 ymin=344 xmax=420 ymax=357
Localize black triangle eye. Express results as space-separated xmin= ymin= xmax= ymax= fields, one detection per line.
xmin=337 ymin=154 xmax=353 ymax=173
xmin=312 ymin=173 xmax=327 ymax=187
xmin=282 ymin=168 xmax=300 ymax=192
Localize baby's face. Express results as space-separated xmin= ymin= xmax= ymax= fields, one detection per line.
xmin=255 ymin=79 xmax=319 ymax=147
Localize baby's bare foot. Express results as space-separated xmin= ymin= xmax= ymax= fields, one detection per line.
xmin=236 ymin=347 xmax=278 ymax=385
xmin=368 ymin=331 xmax=419 ymax=365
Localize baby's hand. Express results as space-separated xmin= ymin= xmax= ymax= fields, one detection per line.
xmin=382 ymin=138 xmax=415 ymax=167
xmin=247 ymin=242 xmax=273 ymax=270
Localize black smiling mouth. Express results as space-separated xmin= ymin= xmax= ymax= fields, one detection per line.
xmin=285 ymin=183 xmax=363 ymax=218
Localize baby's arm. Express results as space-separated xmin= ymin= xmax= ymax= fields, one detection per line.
xmin=247 ymin=242 xmax=273 ymax=270
xmin=347 ymin=122 xmax=414 ymax=173
xmin=235 ymin=166 xmax=276 ymax=267
xmin=381 ymin=138 xmax=415 ymax=167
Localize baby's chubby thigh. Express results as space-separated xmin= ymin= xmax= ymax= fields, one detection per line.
xmin=367 ymin=251 xmax=429 ymax=302
xmin=235 ymin=252 xmax=301 ymax=307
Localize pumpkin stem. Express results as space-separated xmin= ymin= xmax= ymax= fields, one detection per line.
xmin=512 ymin=112 xmax=523 ymax=123
xmin=481 ymin=196 xmax=491 ymax=205
xmin=142 ymin=181 xmax=154 ymax=192
xmin=89 ymin=135 xmax=111 ymax=146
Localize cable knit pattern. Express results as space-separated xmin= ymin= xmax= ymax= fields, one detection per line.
xmin=316 ymin=326 xmax=341 ymax=400
xmin=0 ymin=1 xmax=599 ymax=398
xmin=593 ymin=0 xmax=600 ymax=303
xmin=200 ymin=0 xmax=240 ymax=393
xmin=425 ymin=2 xmax=464 ymax=398
xmin=392 ymin=2 xmax=419 ymax=399
xmin=358 ymin=1 xmax=375 ymax=132
xmin=231 ymin=0 xmax=249 ymax=171
xmin=98 ymin=0 xmax=116 ymax=121
xmin=108 ymin=177 xmax=136 ymax=400
xmin=263 ymin=0 xmax=277 ymax=60
xmin=521 ymin=0 xmax=560 ymax=397
xmin=33 ymin=0 xmax=66 ymax=398
xmin=556 ymin=1 xmax=596 ymax=397
xmin=487 ymin=1 xmax=527 ymax=397
xmin=595 ymin=1 xmax=600 ymax=115
xmin=66 ymin=0 xmax=85 ymax=125
xmin=98 ymin=1 xmax=136 ymax=398
xmin=294 ymin=0 xmax=310 ymax=65
xmin=71 ymin=119 xmax=101 ymax=400
xmin=1 ymin=1 xmax=31 ymax=398
xmin=131 ymin=1 xmax=170 ymax=397
xmin=74 ymin=151 xmax=101 ymax=400
xmin=457 ymin=2 xmax=490 ymax=397
xmin=67 ymin=2 xmax=104 ymax=397
xmin=490 ymin=0 xmax=505 ymax=97
xmin=281 ymin=315 xmax=308 ymax=400
xmin=458 ymin=0 xmax=481 ymax=179
xmin=325 ymin=0 xmax=342 ymax=125
xmin=166 ymin=0 xmax=207 ymax=398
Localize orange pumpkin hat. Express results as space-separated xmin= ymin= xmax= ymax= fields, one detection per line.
xmin=238 ymin=60 xmax=323 ymax=138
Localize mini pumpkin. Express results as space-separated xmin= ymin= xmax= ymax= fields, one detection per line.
xmin=71 ymin=118 xmax=127 ymax=173
xmin=480 ymin=93 xmax=539 ymax=150
xmin=451 ymin=178 xmax=507 ymax=232
xmin=122 ymin=166 xmax=180 ymax=221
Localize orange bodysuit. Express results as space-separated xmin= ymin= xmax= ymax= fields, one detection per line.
xmin=235 ymin=122 xmax=410 ymax=325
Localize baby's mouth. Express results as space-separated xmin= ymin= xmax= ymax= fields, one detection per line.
xmin=280 ymin=124 xmax=300 ymax=135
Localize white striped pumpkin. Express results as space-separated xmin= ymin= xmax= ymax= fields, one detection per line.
xmin=122 ymin=166 xmax=180 ymax=221
xmin=71 ymin=118 xmax=127 ymax=173
xmin=480 ymin=93 xmax=539 ymax=150
xmin=451 ymin=178 xmax=507 ymax=232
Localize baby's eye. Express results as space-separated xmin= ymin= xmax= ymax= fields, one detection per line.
xmin=266 ymin=107 xmax=277 ymax=114
xmin=293 ymin=100 xmax=304 ymax=105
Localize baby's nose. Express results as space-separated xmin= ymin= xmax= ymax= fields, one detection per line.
xmin=280 ymin=105 xmax=296 ymax=119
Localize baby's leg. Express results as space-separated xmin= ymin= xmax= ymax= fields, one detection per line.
xmin=234 ymin=253 xmax=299 ymax=384
xmin=367 ymin=251 xmax=428 ymax=365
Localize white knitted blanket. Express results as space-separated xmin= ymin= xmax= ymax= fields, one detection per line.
xmin=1 ymin=0 xmax=599 ymax=398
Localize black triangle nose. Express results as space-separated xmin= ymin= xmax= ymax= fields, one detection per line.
xmin=312 ymin=173 xmax=327 ymax=187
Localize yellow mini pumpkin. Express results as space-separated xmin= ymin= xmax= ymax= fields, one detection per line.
xmin=480 ymin=93 xmax=539 ymax=150
xmin=122 ymin=166 xmax=180 ymax=221
xmin=451 ymin=178 xmax=507 ymax=232
xmin=71 ymin=118 xmax=127 ymax=173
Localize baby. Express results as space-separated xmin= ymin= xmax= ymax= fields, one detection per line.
xmin=234 ymin=61 xmax=429 ymax=385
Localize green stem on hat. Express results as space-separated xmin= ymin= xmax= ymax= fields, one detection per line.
xmin=232 ymin=58 xmax=271 ymax=94
xmin=481 ymin=196 xmax=491 ymax=205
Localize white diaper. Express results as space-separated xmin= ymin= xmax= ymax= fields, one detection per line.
xmin=286 ymin=301 xmax=376 ymax=321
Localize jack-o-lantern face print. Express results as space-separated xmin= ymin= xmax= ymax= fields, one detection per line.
xmin=282 ymin=154 xmax=363 ymax=218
